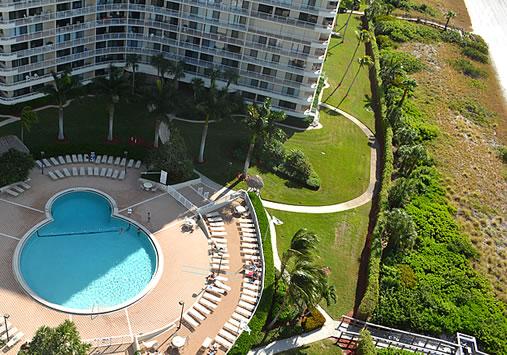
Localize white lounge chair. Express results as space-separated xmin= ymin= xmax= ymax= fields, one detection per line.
xmin=214 ymin=335 xmax=233 ymax=350
xmin=199 ymin=298 xmax=218 ymax=310
xmin=107 ymin=156 xmax=114 ymax=164
xmin=63 ymin=168 xmax=71 ymax=177
xmin=54 ymin=169 xmax=64 ymax=179
xmin=127 ymin=159 xmax=134 ymax=168
xmin=209 ymin=222 xmax=225 ymax=227
xmin=183 ymin=313 xmax=199 ymax=329
xmin=71 ymin=154 xmax=78 ymax=163
xmin=215 ymin=280 xmax=231 ymax=291
xmin=188 ymin=308 xmax=206 ymax=322
xmin=224 ymin=321 xmax=241 ymax=335
xmin=120 ymin=158 xmax=126 ymax=166
xmin=58 ymin=156 xmax=65 ymax=164
xmin=201 ymin=337 xmax=212 ymax=350
xmin=207 ymin=217 xmax=223 ymax=222
xmin=94 ymin=167 xmax=100 ymax=176
xmin=118 ymin=170 xmax=126 ymax=180
xmin=65 ymin=155 xmax=72 ymax=163
xmin=79 ymin=167 xmax=86 ymax=176
xmin=4 ymin=189 xmax=18 ymax=197
xmin=134 ymin=160 xmax=141 ymax=168
xmin=12 ymin=186 xmax=24 ymax=193
xmin=19 ymin=182 xmax=31 ymax=189
xmin=35 ymin=160 xmax=43 ymax=168
xmin=242 ymin=288 xmax=258 ymax=298
xmin=211 ymin=231 xmax=227 ymax=237
xmin=101 ymin=155 xmax=108 ymax=164
xmin=193 ymin=303 xmax=211 ymax=315
xmin=112 ymin=170 xmax=119 ymax=179
xmin=0 ymin=327 xmax=17 ymax=342
xmin=42 ymin=158 xmax=52 ymax=167
xmin=106 ymin=168 xmax=113 ymax=177
xmin=72 ymin=167 xmax=78 ymax=176
xmin=77 ymin=154 xmax=83 ymax=163
xmin=100 ymin=167 xmax=107 ymax=177
xmin=95 ymin=155 xmax=102 ymax=164
xmin=50 ymin=157 xmax=59 ymax=165
xmin=202 ymin=292 xmax=221 ymax=303
xmin=48 ymin=171 xmax=58 ymax=180
xmin=219 ymin=329 xmax=236 ymax=342
xmin=238 ymin=300 xmax=255 ymax=311
xmin=2 ymin=331 xmax=23 ymax=350
xmin=114 ymin=157 xmax=121 ymax=165
xmin=87 ymin=167 xmax=93 ymax=175
xmin=206 ymin=212 xmax=221 ymax=217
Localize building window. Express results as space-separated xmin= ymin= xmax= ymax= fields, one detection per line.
xmin=257 ymin=36 xmax=267 ymax=45
xmin=262 ymin=67 xmax=276 ymax=76
xmin=274 ymin=8 xmax=290 ymax=17
xmin=259 ymin=81 xmax=268 ymax=89
xmin=258 ymin=4 xmax=273 ymax=14
xmin=279 ymin=100 xmax=297 ymax=110
xmin=250 ymin=79 xmax=259 ymax=87
xmin=271 ymin=54 xmax=280 ymax=63
xmin=248 ymin=49 xmax=258 ymax=58
xmin=190 ymin=6 xmax=198 ymax=15
xmin=298 ymin=12 xmax=318 ymax=24
xmin=212 ymin=10 xmax=220 ymax=19
xmin=286 ymin=87 xmax=295 ymax=96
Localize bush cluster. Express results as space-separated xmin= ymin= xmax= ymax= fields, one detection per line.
xmin=451 ymin=58 xmax=487 ymax=79
xmin=301 ymin=307 xmax=326 ymax=332
xmin=0 ymin=149 xmax=34 ymax=187
xmin=449 ymin=98 xmax=495 ymax=126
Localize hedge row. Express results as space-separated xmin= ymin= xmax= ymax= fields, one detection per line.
xmin=356 ymin=16 xmax=393 ymax=319
xmin=229 ymin=192 xmax=275 ymax=354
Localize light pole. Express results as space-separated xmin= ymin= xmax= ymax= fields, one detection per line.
xmin=40 ymin=151 xmax=45 ymax=175
xmin=3 ymin=314 xmax=10 ymax=342
xmin=217 ymin=254 xmax=224 ymax=275
xmin=177 ymin=301 xmax=184 ymax=330
xmin=123 ymin=150 xmax=128 ymax=175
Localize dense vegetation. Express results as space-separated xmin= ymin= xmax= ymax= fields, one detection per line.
xmin=360 ymin=4 xmax=507 ymax=354
xmin=0 ymin=149 xmax=34 ymax=187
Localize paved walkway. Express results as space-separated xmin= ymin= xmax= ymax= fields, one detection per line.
xmin=261 ymin=103 xmax=378 ymax=214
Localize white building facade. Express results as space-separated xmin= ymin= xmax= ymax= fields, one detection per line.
xmin=0 ymin=0 xmax=339 ymax=117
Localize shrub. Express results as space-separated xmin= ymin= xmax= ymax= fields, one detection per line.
xmin=146 ymin=129 xmax=194 ymax=183
xmin=0 ymin=149 xmax=34 ymax=187
xmin=376 ymin=34 xmax=395 ymax=49
xmin=452 ymin=58 xmax=487 ymax=79
xmin=375 ymin=17 xmax=440 ymax=43
xmin=302 ymin=307 xmax=326 ymax=332
xmin=257 ymin=139 xmax=286 ymax=171
xmin=449 ymin=98 xmax=495 ymax=126
xmin=462 ymin=47 xmax=488 ymax=63
xmin=381 ymin=49 xmax=424 ymax=73
xmin=281 ymin=149 xmax=320 ymax=189
xmin=306 ymin=172 xmax=321 ymax=190
xmin=498 ymin=146 xmax=507 ymax=164
xmin=357 ymin=329 xmax=377 ymax=355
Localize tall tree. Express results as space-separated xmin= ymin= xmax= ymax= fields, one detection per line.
xmin=382 ymin=208 xmax=418 ymax=253
xmin=444 ymin=10 xmax=456 ymax=31
xmin=337 ymin=30 xmax=371 ymax=89
xmin=191 ymin=78 xmax=205 ymax=102
xmin=195 ymin=72 xmax=233 ymax=163
xmin=243 ymin=98 xmax=285 ymax=174
xmin=146 ymin=79 xmax=175 ymax=148
xmin=126 ymin=53 xmax=140 ymax=95
xmin=19 ymin=106 xmax=38 ymax=142
xmin=167 ymin=60 xmax=186 ymax=88
xmin=40 ymin=71 xmax=80 ymax=141
xmin=397 ymin=78 xmax=417 ymax=109
xmin=340 ymin=0 xmax=360 ymax=42
xmin=223 ymin=68 xmax=239 ymax=89
xmin=94 ymin=65 xmax=129 ymax=141
xmin=19 ymin=320 xmax=90 ymax=355
xmin=338 ymin=55 xmax=372 ymax=106
xmin=150 ymin=54 xmax=170 ymax=80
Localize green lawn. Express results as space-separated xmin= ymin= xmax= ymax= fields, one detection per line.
xmin=269 ymin=203 xmax=371 ymax=319
xmin=279 ymin=339 xmax=344 ymax=355
xmin=323 ymin=15 xmax=375 ymax=131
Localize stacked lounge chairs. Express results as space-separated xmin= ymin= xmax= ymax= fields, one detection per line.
xmin=1 ymin=181 xmax=31 ymax=197
xmin=0 ymin=320 xmax=23 ymax=352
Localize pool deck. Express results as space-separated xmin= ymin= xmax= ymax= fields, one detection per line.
xmin=0 ymin=165 xmax=211 ymax=352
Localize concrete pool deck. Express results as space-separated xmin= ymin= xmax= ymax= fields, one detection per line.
xmin=0 ymin=166 xmax=211 ymax=352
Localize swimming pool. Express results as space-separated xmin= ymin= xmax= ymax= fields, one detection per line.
xmin=15 ymin=189 xmax=160 ymax=314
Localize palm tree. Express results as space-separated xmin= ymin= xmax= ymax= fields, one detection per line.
xmin=444 ymin=10 xmax=456 ymax=31
xmin=40 ymin=71 xmax=80 ymax=141
xmin=191 ymin=78 xmax=205 ymax=102
xmin=340 ymin=0 xmax=360 ymax=42
xmin=338 ymin=55 xmax=372 ymax=106
xmin=126 ymin=54 xmax=140 ymax=95
xmin=243 ymin=98 xmax=285 ymax=174
xmin=397 ymin=78 xmax=417 ymax=108
xmin=19 ymin=106 xmax=38 ymax=142
xmin=266 ymin=259 xmax=330 ymax=330
xmin=150 ymin=54 xmax=170 ymax=80
xmin=167 ymin=60 xmax=186 ymax=88
xmin=223 ymin=68 xmax=239 ymax=89
xmin=94 ymin=65 xmax=130 ymax=141
xmin=196 ymin=74 xmax=232 ymax=163
xmin=339 ymin=30 xmax=370 ymax=87
xmin=146 ymin=79 xmax=175 ymax=148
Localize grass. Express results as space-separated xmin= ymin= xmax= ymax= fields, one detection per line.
xmin=279 ymin=339 xmax=344 ymax=355
xmin=323 ymin=15 xmax=375 ymax=131
xmin=269 ymin=203 xmax=371 ymax=319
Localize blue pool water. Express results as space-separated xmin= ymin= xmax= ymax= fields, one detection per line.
xmin=19 ymin=191 xmax=157 ymax=313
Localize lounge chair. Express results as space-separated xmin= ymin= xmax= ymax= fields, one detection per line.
xmin=71 ymin=154 xmax=78 ymax=163
xmin=193 ymin=303 xmax=211 ymax=316
xmin=219 ymin=329 xmax=236 ymax=342
xmin=12 ymin=186 xmax=24 ymax=193
xmin=209 ymin=222 xmax=225 ymax=227
xmin=58 ymin=156 xmax=65 ymax=164
xmin=141 ymin=340 xmax=159 ymax=350
xmin=240 ymin=293 xmax=258 ymax=305
xmin=42 ymin=158 xmax=52 ymax=167
xmin=183 ymin=313 xmax=199 ymax=329
xmin=214 ymin=335 xmax=233 ymax=350
xmin=240 ymin=223 xmax=255 ymax=228
xmin=199 ymin=298 xmax=218 ymax=310
xmin=107 ymin=156 xmax=114 ymax=164
xmin=87 ymin=167 xmax=93 ymax=176
xmin=4 ymin=189 xmax=18 ymax=197
xmin=242 ymin=288 xmax=258 ymax=298
xmin=101 ymin=155 xmax=108 ymax=164
xmin=134 ymin=160 xmax=141 ymax=168
xmin=206 ymin=212 xmax=221 ymax=217
xmin=35 ymin=160 xmax=43 ymax=168
xmin=118 ymin=170 xmax=126 ymax=180
xmin=112 ymin=170 xmax=119 ymax=179
xmin=202 ymin=292 xmax=221 ymax=303
xmin=50 ymin=157 xmax=59 ymax=165
xmin=94 ymin=167 xmax=99 ymax=176
xmin=2 ymin=331 xmax=23 ymax=350
xmin=242 ymin=283 xmax=259 ymax=292
xmin=215 ymin=280 xmax=231 ymax=291
xmin=238 ymin=300 xmax=255 ymax=311
xmin=84 ymin=154 xmax=89 ymax=162
xmin=0 ymin=321 xmax=11 ymax=334
xmin=100 ymin=168 xmax=107 ymax=177
xmin=105 ymin=168 xmax=112 ymax=177
xmin=232 ymin=311 xmax=250 ymax=323
xmin=62 ymin=168 xmax=71 ymax=177
xmin=65 ymin=155 xmax=72 ymax=163
xmin=210 ymin=227 xmax=226 ymax=232
xmin=48 ymin=171 xmax=58 ymax=180
xmin=120 ymin=158 xmax=126 ymax=166
xmin=114 ymin=157 xmax=121 ymax=165
xmin=79 ymin=167 xmax=85 ymax=176
xmin=201 ymin=337 xmax=212 ymax=350
xmin=0 ymin=327 xmax=17 ymax=342
xmin=127 ymin=159 xmax=134 ymax=168
xmin=188 ymin=308 xmax=206 ymax=322
xmin=19 ymin=182 xmax=31 ymax=189
xmin=54 ymin=169 xmax=64 ymax=179
xmin=95 ymin=155 xmax=102 ymax=164
xmin=77 ymin=154 xmax=83 ymax=163
xmin=72 ymin=167 xmax=78 ymax=176
xmin=224 ymin=321 xmax=240 ymax=335
xmin=207 ymin=217 xmax=223 ymax=222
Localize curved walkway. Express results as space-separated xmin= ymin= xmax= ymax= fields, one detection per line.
xmin=261 ymin=103 xmax=378 ymax=214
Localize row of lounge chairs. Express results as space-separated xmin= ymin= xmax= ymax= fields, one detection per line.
xmin=36 ymin=154 xmax=142 ymax=169
xmin=47 ymin=167 xmax=126 ymax=181
xmin=0 ymin=320 xmax=24 ymax=352
xmin=1 ymin=181 xmax=31 ymax=197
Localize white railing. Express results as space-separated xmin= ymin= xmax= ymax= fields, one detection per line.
xmin=166 ymin=184 xmax=197 ymax=212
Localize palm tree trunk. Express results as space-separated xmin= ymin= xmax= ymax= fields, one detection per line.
xmin=57 ymin=106 xmax=65 ymax=140
xmin=338 ymin=66 xmax=361 ymax=106
xmin=341 ymin=11 xmax=354 ymax=42
xmin=131 ymin=70 xmax=136 ymax=95
xmin=445 ymin=18 xmax=450 ymax=31
xmin=107 ymin=104 xmax=115 ymax=141
xmin=20 ymin=126 xmax=24 ymax=142
xmin=154 ymin=119 xmax=161 ymax=148
xmin=243 ymin=134 xmax=256 ymax=174
xmin=198 ymin=118 xmax=209 ymax=163
xmin=267 ymin=295 xmax=289 ymax=330
xmin=337 ymin=42 xmax=361 ymax=88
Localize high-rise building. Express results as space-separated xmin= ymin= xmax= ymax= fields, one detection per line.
xmin=0 ymin=0 xmax=338 ymax=118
